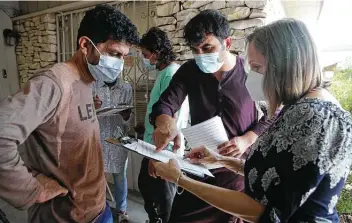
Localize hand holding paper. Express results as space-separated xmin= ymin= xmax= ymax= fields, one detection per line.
xmin=185 ymin=146 xmax=221 ymax=166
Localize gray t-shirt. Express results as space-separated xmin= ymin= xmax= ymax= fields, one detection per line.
xmin=0 ymin=63 xmax=106 ymax=222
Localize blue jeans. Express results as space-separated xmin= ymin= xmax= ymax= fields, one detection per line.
xmin=113 ymin=160 xmax=128 ymax=212
xmin=96 ymin=203 xmax=113 ymax=223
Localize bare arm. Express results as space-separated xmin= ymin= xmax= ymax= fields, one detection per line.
xmin=178 ymin=175 xmax=264 ymax=222
xmin=154 ymin=160 xmax=264 ymax=222
xmin=186 ymin=146 xmax=245 ymax=176
xmin=219 ymin=156 xmax=245 ymax=176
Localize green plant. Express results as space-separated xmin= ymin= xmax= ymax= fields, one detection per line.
xmin=329 ymin=68 xmax=352 ymax=112
xmin=337 ymin=173 xmax=352 ymax=213
xmin=329 ymin=67 xmax=352 ymax=214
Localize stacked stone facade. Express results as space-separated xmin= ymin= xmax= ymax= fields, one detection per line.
xmin=13 ymin=14 xmax=57 ymax=87
xmin=155 ymin=0 xmax=284 ymax=62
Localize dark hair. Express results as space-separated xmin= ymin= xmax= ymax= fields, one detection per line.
xmin=140 ymin=27 xmax=176 ymax=64
xmin=184 ymin=9 xmax=230 ymax=46
xmin=77 ymin=4 xmax=139 ymax=49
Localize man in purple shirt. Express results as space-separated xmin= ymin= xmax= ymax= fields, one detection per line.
xmin=150 ymin=10 xmax=273 ymax=223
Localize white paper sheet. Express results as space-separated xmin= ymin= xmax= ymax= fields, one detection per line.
xmin=107 ymin=139 xmax=214 ymax=178
xmin=181 ymin=116 xmax=229 ymax=169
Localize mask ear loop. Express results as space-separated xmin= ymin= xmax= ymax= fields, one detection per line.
xmin=86 ymin=37 xmax=103 ymax=56
xmin=218 ymin=42 xmax=227 ymax=64
xmin=149 ymin=53 xmax=156 ymax=65
xmin=149 ymin=53 xmax=154 ymax=60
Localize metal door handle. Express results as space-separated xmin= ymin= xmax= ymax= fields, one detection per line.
xmin=2 ymin=69 xmax=7 ymax=79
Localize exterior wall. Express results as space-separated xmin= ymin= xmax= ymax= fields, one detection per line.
xmin=13 ymin=13 xmax=57 ymax=87
xmin=154 ymin=0 xmax=285 ymax=62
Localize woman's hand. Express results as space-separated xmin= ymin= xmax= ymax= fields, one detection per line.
xmin=185 ymin=146 xmax=221 ymax=165
xmin=153 ymin=159 xmax=182 ymax=184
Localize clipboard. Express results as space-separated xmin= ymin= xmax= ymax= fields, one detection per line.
xmin=96 ymin=106 xmax=134 ymax=116
xmin=105 ymin=137 xmax=214 ymax=178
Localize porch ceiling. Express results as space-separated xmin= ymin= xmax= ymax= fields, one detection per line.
xmin=282 ymin=0 xmax=324 ymax=23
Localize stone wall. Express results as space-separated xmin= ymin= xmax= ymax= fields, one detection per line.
xmin=155 ymin=0 xmax=285 ymax=62
xmin=13 ymin=14 xmax=57 ymax=87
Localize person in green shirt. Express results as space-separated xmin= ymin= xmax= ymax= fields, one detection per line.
xmin=138 ymin=27 xmax=189 ymax=223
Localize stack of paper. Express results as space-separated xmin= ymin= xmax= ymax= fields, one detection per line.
xmin=181 ymin=116 xmax=228 ymax=169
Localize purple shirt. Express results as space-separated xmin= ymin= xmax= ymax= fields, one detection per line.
xmin=150 ymin=56 xmax=272 ymax=140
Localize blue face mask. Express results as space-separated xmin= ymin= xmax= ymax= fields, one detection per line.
xmin=86 ymin=39 xmax=124 ymax=83
xmin=194 ymin=52 xmax=224 ymax=73
xmin=143 ymin=58 xmax=152 ymax=67
xmin=142 ymin=54 xmax=156 ymax=70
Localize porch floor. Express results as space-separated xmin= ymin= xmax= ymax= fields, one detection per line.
xmin=0 ymin=189 xmax=147 ymax=223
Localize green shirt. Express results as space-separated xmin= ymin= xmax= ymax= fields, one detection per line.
xmin=143 ymin=63 xmax=181 ymax=147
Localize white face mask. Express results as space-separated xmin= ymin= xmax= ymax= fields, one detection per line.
xmin=193 ymin=52 xmax=224 ymax=74
xmin=85 ymin=39 xmax=124 ymax=83
xmin=245 ymin=70 xmax=266 ymax=101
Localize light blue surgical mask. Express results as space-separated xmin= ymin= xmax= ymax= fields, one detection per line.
xmin=142 ymin=54 xmax=156 ymax=70
xmin=194 ymin=52 xmax=224 ymax=73
xmin=85 ymin=39 xmax=124 ymax=83
xmin=143 ymin=58 xmax=152 ymax=67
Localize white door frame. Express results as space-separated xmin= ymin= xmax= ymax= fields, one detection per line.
xmin=0 ymin=10 xmax=19 ymax=101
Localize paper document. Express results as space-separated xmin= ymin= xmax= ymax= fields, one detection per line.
xmin=96 ymin=106 xmax=133 ymax=116
xmin=181 ymin=116 xmax=228 ymax=169
xmin=105 ymin=138 xmax=214 ymax=178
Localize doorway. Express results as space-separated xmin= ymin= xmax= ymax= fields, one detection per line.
xmin=0 ymin=10 xmax=19 ymax=101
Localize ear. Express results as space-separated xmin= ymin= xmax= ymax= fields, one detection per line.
xmin=78 ymin=36 xmax=90 ymax=55
xmin=224 ymin=37 xmax=232 ymax=51
xmin=153 ymin=51 xmax=160 ymax=60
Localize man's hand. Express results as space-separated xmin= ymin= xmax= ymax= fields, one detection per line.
xmin=217 ymin=131 xmax=258 ymax=157
xmin=119 ymin=108 xmax=132 ymax=121
xmin=36 ymin=174 xmax=68 ymax=203
xmin=93 ymin=95 xmax=102 ymax=110
xmin=148 ymin=160 xmax=157 ymax=178
xmin=152 ymin=115 xmax=179 ymax=151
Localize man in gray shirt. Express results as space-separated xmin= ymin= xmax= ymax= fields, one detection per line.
xmin=93 ymin=78 xmax=133 ymax=222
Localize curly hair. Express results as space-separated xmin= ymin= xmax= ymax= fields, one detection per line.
xmin=76 ymin=4 xmax=139 ymax=49
xmin=184 ymin=9 xmax=230 ymax=46
xmin=140 ymin=27 xmax=176 ymax=64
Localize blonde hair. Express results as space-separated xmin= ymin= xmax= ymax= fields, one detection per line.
xmin=246 ymin=18 xmax=323 ymax=115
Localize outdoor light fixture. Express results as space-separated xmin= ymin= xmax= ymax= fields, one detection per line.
xmin=3 ymin=29 xmax=20 ymax=46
